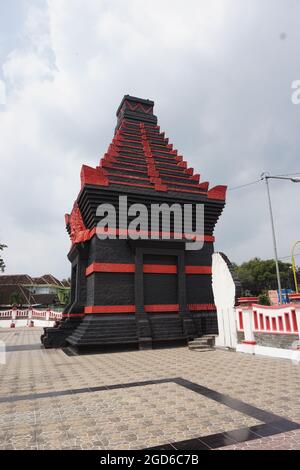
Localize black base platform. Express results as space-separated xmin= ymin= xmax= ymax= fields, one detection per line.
xmin=41 ymin=312 xmax=218 ymax=351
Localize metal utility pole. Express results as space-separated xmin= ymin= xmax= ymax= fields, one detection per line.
xmin=264 ymin=176 xmax=282 ymax=303
xmin=261 ymin=173 xmax=300 ymax=304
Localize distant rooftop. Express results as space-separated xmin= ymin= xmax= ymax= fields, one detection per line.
xmin=0 ymin=274 xmax=70 ymax=307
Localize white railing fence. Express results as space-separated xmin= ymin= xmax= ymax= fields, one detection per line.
xmin=0 ymin=308 xmax=62 ymax=325
xmin=236 ymin=301 xmax=300 ymax=346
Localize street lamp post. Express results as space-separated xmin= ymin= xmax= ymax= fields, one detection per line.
xmin=261 ymin=173 xmax=300 ymax=304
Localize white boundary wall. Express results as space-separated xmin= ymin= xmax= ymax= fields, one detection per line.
xmin=0 ymin=309 xmax=62 ymax=328
xmin=236 ymin=304 xmax=300 ymax=337
xmin=235 ymin=303 xmax=300 ymax=363
xmin=237 ymin=343 xmax=300 ymax=363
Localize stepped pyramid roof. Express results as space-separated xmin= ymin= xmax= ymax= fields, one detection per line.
xmin=66 ymin=95 xmax=227 ymax=244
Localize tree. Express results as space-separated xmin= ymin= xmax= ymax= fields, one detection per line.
xmin=10 ymin=291 xmax=23 ymax=307
xmin=0 ymin=244 xmax=7 ymax=272
xmin=234 ymin=257 xmax=293 ymax=296
xmin=258 ymin=292 xmax=271 ymax=306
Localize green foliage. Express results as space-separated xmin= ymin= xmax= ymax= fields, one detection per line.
xmin=234 ymin=257 xmax=292 ymax=296
xmin=0 ymin=244 xmax=7 ymax=273
xmin=258 ymin=292 xmax=271 ymax=306
xmin=9 ymin=291 xmax=23 ymax=307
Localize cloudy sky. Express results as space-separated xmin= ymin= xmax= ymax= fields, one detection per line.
xmin=0 ymin=0 xmax=300 ymax=279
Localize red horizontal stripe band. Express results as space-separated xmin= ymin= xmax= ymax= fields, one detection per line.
xmin=143 ymin=264 xmax=177 ymax=274
xmin=85 ymin=305 xmax=136 ymax=314
xmin=111 ymin=180 xmax=153 ymax=189
xmin=86 ymin=263 xmax=212 ymax=275
xmin=188 ymin=304 xmax=216 ymax=311
xmin=144 ymin=304 xmax=179 ymax=312
xmin=185 ymin=266 xmax=212 ymax=274
xmin=93 ymin=227 xmax=214 ymax=242
xmin=108 ymin=173 xmax=150 ymax=182
xmin=84 ymin=304 xmax=216 ymax=314
xmin=86 ymin=263 xmax=135 ymax=275
xmin=102 ymin=164 xmax=148 ymax=175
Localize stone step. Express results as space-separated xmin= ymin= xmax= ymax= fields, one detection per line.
xmin=189 ymin=342 xmax=212 ymax=349
xmin=189 ymin=337 xmax=208 ymax=343
xmin=73 ymin=326 xmax=137 ymax=334
xmin=67 ymin=336 xmax=138 ymax=346
xmin=72 ymin=332 xmax=137 ymax=338
xmin=188 ymin=341 xmax=208 ymax=347
xmin=188 ymin=335 xmax=216 ymax=346
xmin=69 ymin=334 xmax=138 ymax=342
xmin=189 ymin=347 xmax=214 ymax=352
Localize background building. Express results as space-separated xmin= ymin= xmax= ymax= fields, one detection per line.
xmin=0 ymin=274 xmax=70 ymax=310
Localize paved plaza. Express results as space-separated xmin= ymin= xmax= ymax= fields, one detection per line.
xmin=0 ymin=327 xmax=300 ymax=450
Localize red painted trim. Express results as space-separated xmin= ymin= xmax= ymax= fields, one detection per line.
xmin=154 ymin=160 xmax=184 ymax=170
xmin=159 ymin=171 xmax=196 ymax=181
xmin=71 ymin=226 xmax=215 ymax=246
xmin=271 ymin=317 xmax=277 ymax=331
xmin=162 ymin=179 xmax=204 ymax=189
xmin=198 ymin=182 xmax=209 ymax=191
xmin=115 ymin=142 xmax=145 ymax=152
xmin=239 ymin=311 xmax=244 ymax=330
xmin=168 ymin=187 xmax=206 ymax=195
xmin=144 ymin=304 xmax=179 ymax=312
xmin=103 ymin=159 xmax=146 ymax=170
xmin=156 ymin=167 xmax=186 ymax=176
xmin=259 ymin=313 xmax=264 ymax=330
xmin=242 ymin=341 xmax=256 ymax=345
xmin=84 ymin=303 xmax=217 ymax=314
xmin=253 ymin=310 xmax=258 ymax=330
xmin=86 ymin=263 xmax=212 ymax=276
xmin=116 ymin=137 xmax=143 ymax=145
xmin=188 ymin=304 xmax=216 ymax=311
xmin=207 ymin=185 xmax=227 ymax=201
xmin=143 ymin=264 xmax=177 ymax=274
xmin=291 ymin=310 xmax=298 ymax=332
xmin=157 ymin=171 xmax=186 ymax=180
xmin=81 ymin=165 xmax=109 ymax=187
xmin=86 ymin=263 xmax=135 ymax=275
xmin=278 ymin=316 xmax=284 ymax=331
xmin=84 ymin=304 xmax=179 ymax=314
xmin=252 ymin=303 xmax=300 ymax=309
xmin=285 ymin=312 xmax=291 ymax=332
xmin=110 ymin=180 xmax=153 ymax=190
xmin=108 ymin=173 xmax=150 ymax=182
xmin=288 ymin=293 xmax=300 ymax=300
xmin=93 ymin=227 xmax=215 ymax=242
xmin=85 ymin=305 xmax=136 ymax=314
xmin=101 ymin=163 xmax=147 ymax=175
xmin=185 ymin=266 xmax=212 ymax=274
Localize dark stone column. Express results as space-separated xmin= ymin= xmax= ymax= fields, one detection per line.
xmin=178 ymin=251 xmax=196 ymax=338
xmin=135 ymin=248 xmax=153 ymax=349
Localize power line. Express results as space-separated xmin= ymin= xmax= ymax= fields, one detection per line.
xmin=272 ymin=172 xmax=300 ymax=177
xmin=228 ymin=172 xmax=300 ymax=191
xmin=278 ymin=253 xmax=300 ymax=261
xmin=228 ymin=178 xmax=263 ymax=191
